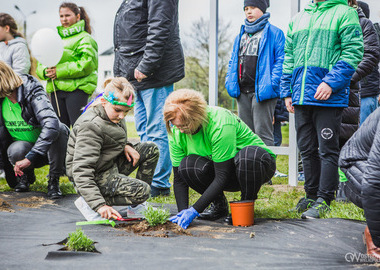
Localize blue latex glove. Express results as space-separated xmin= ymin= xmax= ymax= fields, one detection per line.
xmin=177 ymin=207 xmax=199 ymax=229
xmin=169 ymin=209 xmax=186 ymax=224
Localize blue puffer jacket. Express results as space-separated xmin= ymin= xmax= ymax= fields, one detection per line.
xmin=225 ymin=23 xmax=285 ymax=102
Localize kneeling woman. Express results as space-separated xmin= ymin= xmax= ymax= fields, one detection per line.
xmin=0 ymin=61 xmax=69 ymax=198
xmin=165 ymin=89 xmax=276 ymax=229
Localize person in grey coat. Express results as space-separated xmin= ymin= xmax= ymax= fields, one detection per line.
xmin=0 ymin=13 xmax=31 ymax=75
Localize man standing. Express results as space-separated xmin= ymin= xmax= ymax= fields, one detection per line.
xmin=280 ymin=0 xmax=363 ymax=218
xmin=114 ymin=0 xmax=185 ymax=197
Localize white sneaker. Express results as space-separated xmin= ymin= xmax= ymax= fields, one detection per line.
xmin=126 ymin=202 xmax=154 ymax=217
xmin=0 ymin=169 xmax=5 ymax=179
xmin=274 ymin=170 xmax=288 ymax=178
xmin=74 ymin=196 xmax=105 ymax=221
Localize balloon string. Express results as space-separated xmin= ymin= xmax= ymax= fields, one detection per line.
xmin=51 ymin=79 xmax=61 ymax=117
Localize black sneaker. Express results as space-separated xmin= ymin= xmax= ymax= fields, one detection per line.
xmin=301 ymin=197 xmax=330 ymax=219
xmin=150 ymin=186 xmax=170 ymax=197
xmin=198 ymin=195 xmax=229 ymax=221
xmin=293 ymin=196 xmax=315 ymax=213
xmin=14 ymin=175 xmax=30 ymax=192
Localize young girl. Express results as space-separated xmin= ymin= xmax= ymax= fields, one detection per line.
xmin=36 ymin=2 xmax=98 ymax=128
xmin=0 ymin=13 xmax=31 ymax=75
xmin=66 ymin=77 xmax=159 ymax=220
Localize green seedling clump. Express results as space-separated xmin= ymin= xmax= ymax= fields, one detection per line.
xmin=143 ymin=205 xmax=171 ymax=227
xmin=65 ymin=228 xmax=95 ymax=252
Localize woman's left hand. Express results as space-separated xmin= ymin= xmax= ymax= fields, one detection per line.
xmin=124 ymin=145 xmax=140 ymax=166
xmin=46 ymin=67 xmax=57 ymax=80
xmin=14 ymin=158 xmax=32 ymax=176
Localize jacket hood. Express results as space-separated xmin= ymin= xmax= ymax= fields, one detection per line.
xmin=17 ymin=74 xmax=40 ymax=102
xmin=305 ymin=0 xmax=348 ymax=12
xmin=6 ymin=37 xmax=27 ymax=46
xmin=356 ymin=7 xmax=366 ymax=19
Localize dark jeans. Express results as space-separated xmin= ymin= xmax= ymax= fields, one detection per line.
xmin=295 ymin=105 xmax=343 ymax=203
xmin=273 ymin=121 xmax=282 ymax=146
xmin=7 ymin=122 xmax=69 ymax=177
xmin=178 ymin=146 xmax=276 ymax=202
xmin=51 ymin=89 xmax=89 ymax=128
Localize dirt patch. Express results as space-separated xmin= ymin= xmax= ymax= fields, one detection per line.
xmin=0 ymin=198 xmax=14 ymax=212
xmin=15 ymin=196 xmax=55 ymax=209
xmin=117 ymin=220 xmax=192 ymax=237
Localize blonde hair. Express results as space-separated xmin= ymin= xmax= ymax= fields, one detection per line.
xmin=0 ymin=61 xmax=23 ymax=98
xmin=163 ymin=89 xmax=208 ymax=134
xmin=89 ymin=77 xmax=135 ymax=109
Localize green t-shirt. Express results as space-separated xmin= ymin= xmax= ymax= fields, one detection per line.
xmin=2 ymin=97 xmax=41 ymax=143
xmin=169 ymin=106 xmax=275 ymax=167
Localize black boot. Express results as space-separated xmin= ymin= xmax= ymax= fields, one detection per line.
xmin=26 ymin=170 xmax=36 ymax=185
xmin=14 ymin=175 xmax=30 ymax=192
xmin=198 ymin=194 xmax=229 ymax=221
xmin=47 ymin=176 xmax=62 ymax=199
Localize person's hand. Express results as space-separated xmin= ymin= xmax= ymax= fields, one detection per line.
xmin=314 ymin=82 xmax=332 ymax=100
xmin=285 ymin=97 xmax=294 ymax=113
xmin=124 ymin=145 xmax=140 ymax=166
xmin=14 ymin=158 xmax=32 ymax=176
xmin=169 ymin=209 xmax=186 ymax=224
xmin=134 ymin=69 xmax=147 ymax=82
xmin=46 ymin=67 xmax=57 ymax=80
xmin=97 ymin=205 xmax=122 ymax=220
xmin=170 ymin=207 xmax=199 ymax=229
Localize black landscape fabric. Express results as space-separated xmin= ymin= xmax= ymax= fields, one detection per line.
xmin=0 ymin=192 xmax=378 ymax=270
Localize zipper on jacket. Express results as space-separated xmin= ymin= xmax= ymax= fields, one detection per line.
xmin=300 ymin=5 xmax=318 ymax=105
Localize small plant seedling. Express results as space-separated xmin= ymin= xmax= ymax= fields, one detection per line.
xmin=65 ymin=228 xmax=95 ymax=252
xmin=143 ymin=205 xmax=170 ymax=227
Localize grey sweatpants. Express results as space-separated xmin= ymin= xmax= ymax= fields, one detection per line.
xmin=237 ymin=92 xmax=277 ymax=146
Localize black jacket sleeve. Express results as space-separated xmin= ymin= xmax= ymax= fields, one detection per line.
xmin=173 ymin=167 xmax=189 ymax=212
xmin=137 ymin=0 xmax=177 ymax=75
xmin=192 ymin=159 xmax=235 ymax=213
xmin=351 ymin=18 xmax=380 ymax=84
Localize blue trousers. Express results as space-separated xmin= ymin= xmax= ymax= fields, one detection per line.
xmin=134 ymin=85 xmax=173 ymax=189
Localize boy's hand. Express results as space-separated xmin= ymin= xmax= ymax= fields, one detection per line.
xmin=124 ymin=145 xmax=140 ymax=166
xmin=314 ymin=82 xmax=332 ymax=100
xmin=97 ymin=205 xmax=122 ymax=220
xmin=46 ymin=67 xmax=57 ymax=80
xmin=285 ymin=97 xmax=294 ymax=113
xmin=134 ymin=69 xmax=147 ymax=82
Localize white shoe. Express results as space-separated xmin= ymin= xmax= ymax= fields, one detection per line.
xmin=74 ymin=196 xmax=105 ymax=221
xmin=0 ymin=169 xmax=5 ymax=179
xmin=274 ymin=170 xmax=288 ymax=178
xmin=126 ymin=202 xmax=153 ymax=217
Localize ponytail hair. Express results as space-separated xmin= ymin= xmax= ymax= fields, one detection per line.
xmin=0 ymin=13 xmax=24 ymax=38
xmin=59 ymin=2 xmax=92 ymax=34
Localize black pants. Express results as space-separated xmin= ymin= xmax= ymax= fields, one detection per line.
xmin=51 ymin=89 xmax=89 ymax=128
xmin=7 ymin=122 xmax=69 ymax=177
xmin=178 ymin=146 xmax=276 ymax=204
xmin=295 ymin=105 xmax=343 ymax=203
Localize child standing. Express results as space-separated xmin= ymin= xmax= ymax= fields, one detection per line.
xmin=66 ymin=77 xmax=159 ymax=220
xmin=0 ymin=13 xmax=31 ymax=75
xmin=280 ymin=0 xmax=363 ymax=218
xmin=225 ymin=0 xmax=285 ymax=146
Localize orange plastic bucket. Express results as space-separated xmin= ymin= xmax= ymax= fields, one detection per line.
xmin=230 ymin=200 xmax=254 ymax=227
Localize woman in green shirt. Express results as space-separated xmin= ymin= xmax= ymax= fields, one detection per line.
xmin=164 ymin=89 xmax=276 ymax=229
xmin=0 ymin=61 xmax=69 ymax=198
xmin=36 ymin=2 xmax=98 ymax=128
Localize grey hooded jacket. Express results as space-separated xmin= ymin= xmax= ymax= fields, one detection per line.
xmin=0 ymin=37 xmax=31 ymax=75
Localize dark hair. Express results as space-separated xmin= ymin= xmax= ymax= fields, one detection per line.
xmin=59 ymin=2 xmax=92 ymax=34
xmin=348 ymin=0 xmax=358 ymax=7
xmin=0 ymin=13 xmax=23 ymax=38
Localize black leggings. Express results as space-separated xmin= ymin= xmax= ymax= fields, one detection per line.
xmin=51 ymin=89 xmax=89 ymax=128
xmin=177 ymin=145 xmax=276 ymax=212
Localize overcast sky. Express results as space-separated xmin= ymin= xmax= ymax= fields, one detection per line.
xmin=2 ymin=0 xmax=380 ymax=54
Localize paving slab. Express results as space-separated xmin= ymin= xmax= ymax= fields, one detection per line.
xmin=0 ymin=192 xmax=378 ymax=270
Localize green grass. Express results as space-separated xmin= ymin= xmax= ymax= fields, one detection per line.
xmin=65 ymin=228 xmax=95 ymax=252
xmin=0 ymin=122 xmax=365 ymax=221
xmin=143 ymin=205 xmax=171 ymax=226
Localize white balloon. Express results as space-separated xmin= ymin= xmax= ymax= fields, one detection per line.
xmin=31 ymin=28 xmax=64 ymax=67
